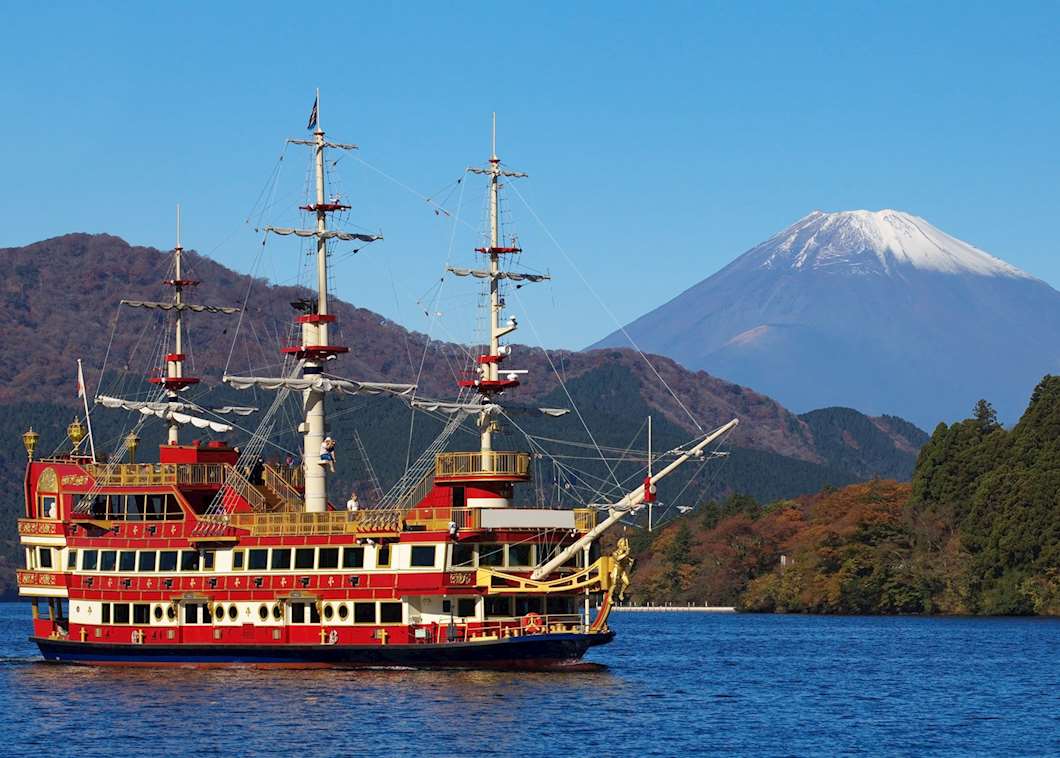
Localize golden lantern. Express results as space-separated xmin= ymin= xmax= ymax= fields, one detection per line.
xmin=125 ymin=432 xmax=140 ymax=464
xmin=22 ymin=427 xmax=39 ymax=461
xmin=68 ymin=417 xmax=86 ymax=452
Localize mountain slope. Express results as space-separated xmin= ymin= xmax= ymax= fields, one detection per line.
xmin=592 ymin=210 xmax=1060 ymax=428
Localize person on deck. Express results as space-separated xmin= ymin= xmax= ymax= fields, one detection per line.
xmin=320 ymin=437 xmax=336 ymax=472
xmin=346 ymin=491 xmax=360 ymax=513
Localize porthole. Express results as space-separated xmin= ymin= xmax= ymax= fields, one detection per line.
xmin=153 ymin=606 xmax=163 ymax=620
xmin=323 ymin=603 xmax=334 ymax=620
xmin=272 ymin=604 xmax=282 ymax=620
xmin=215 ymin=604 xmax=225 ymax=621
xmin=337 ymin=604 xmax=349 ymax=620
xmin=258 ymin=604 xmax=269 ymax=621
xmin=228 ymin=604 xmax=238 ymax=620
xmin=166 ymin=606 xmax=176 ymax=620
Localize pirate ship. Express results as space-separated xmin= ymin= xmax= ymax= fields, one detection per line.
xmin=16 ymin=98 xmax=736 ymax=667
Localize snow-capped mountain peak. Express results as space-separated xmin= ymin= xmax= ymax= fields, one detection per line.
xmin=757 ymin=209 xmax=1032 ymax=279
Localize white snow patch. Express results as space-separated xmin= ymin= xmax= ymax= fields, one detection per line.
xmin=759 ymin=209 xmax=1031 ymax=279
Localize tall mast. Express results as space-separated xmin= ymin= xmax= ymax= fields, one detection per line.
xmin=169 ymin=205 xmax=184 ymax=445
xmin=303 ymin=88 xmax=331 ymax=514
xmin=254 ymin=91 xmax=380 ymax=513
xmin=462 ymin=115 xmax=529 ymax=472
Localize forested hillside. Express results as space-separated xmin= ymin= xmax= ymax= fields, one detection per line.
xmin=628 ymin=378 xmax=1060 ymax=615
xmin=0 ymin=233 xmax=930 ymax=597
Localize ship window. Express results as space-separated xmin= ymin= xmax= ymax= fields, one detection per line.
xmin=138 ymin=552 xmax=157 ymax=572
xmin=184 ymin=603 xmax=197 ymax=624
xmin=318 ymin=548 xmax=339 ymax=570
xmin=133 ymin=604 xmax=150 ymax=624
xmin=40 ymin=495 xmax=58 ymax=519
xmin=67 ymin=549 xmax=77 ymax=570
xmin=100 ymin=550 xmax=117 ymax=572
xmin=323 ymin=604 xmax=334 ymax=620
xmin=290 ymin=603 xmax=306 ymax=624
xmin=228 ymin=605 xmax=238 ymax=621
xmin=452 ymin=486 xmax=465 ymax=508
xmin=119 ymin=551 xmax=136 ymax=572
xmin=106 ymin=495 xmax=124 ymax=519
xmin=485 ymin=596 xmax=512 ymax=618
xmin=547 ymin=596 xmax=576 ymax=615
xmin=376 ymin=546 xmax=391 ymax=568
xmin=515 ymin=597 xmax=544 ymax=616
xmin=410 ymin=546 xmax=437 ymax=568
xmin=479 ymin=544 xmax=505 ymax=567
xmin=457 ymin=598 xmax=477 ymax=618
xmin=203 ymin=605 xmax=212 ymax=622
xmin=337 ymin=604 xmax=349 ymax=620
xmin=270 ymin=549 xmax=291 ymax=570
xmin=310 ymin=603 xmax=320 ymax=623
xmin=451 ymin=544 xmax=475 ymax=567
xmin=81 ymin=550 xmax=98 ymax=571
xmin=508 ymin=544 xmax=533 ymax=567
xmin=342 ymin=547 xmax=364 ymax=569
xmin=113 ymin=604 xmax=130 ymax=624
xmin=248 ymin=549 xmax=268 ymax=571
xmin=180 ymin=550 xmax=199 ymax=572
xmin=159 ymin=551 xmax=178 ymax=572
xmin=166 ymin=606 xmax=176 ymax=620
xmin=102 ymin=604 xmax=111 ymax=624
xmin=37 ymin=548 xmax=53 ymax=570
xmin=202 ymin=551 xmax=215 ymax=571
xmin=442 ymin=599 xmax=451 ymax=613
xmin=127 ymin=495 xmax=145 ymax=521
xmin=232 ymin=551 xmax=245 ymax=571
xmin=353 ymin=602 xmax=376 ymax=624
xmin=272 ymin=604 xmax=282 ymax=620
xmin=259 ymin=604 xmax=269 ymax=621
xmin=294 ymin=548 xmax=315 ymax=570
xmin=379 ymin=602 xmax=402 ymax=624
xmin=146 ymin=494 xmax=166 ymax=520
xmin=153 ymin=606 xmax=163 ymax=621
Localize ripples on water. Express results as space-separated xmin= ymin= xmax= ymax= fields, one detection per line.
xmin=0 ymin=604 xmax=1056 ymax=756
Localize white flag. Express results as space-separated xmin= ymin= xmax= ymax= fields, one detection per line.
xmin=77 ymin=359 xmax=86 ymax=399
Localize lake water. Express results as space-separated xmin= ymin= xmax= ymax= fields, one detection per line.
xmin=0 ymin=604 xmax=1056 ymax=756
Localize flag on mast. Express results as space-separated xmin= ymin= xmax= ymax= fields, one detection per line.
xmin=77 ymin=360 xmax=87 ymax=399
xmin=306 ymin=94 xmax=319 ymax=131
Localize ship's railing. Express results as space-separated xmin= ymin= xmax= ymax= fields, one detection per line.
xmin=227 ymin=510 xmax=401 ymax=536
xmin=221 ymin=466 xmax=269 ymax=513
xmin=84 ymin=462 xmax=229 ymax=487
xmin=409 ymin=614 xmax=586 ymax=643
xmin=404 ymin=507 xmax=597 ymax=532
xmin=262 ymin=464 xmax=303 ymax=510
xmin=435 ymin=451 xmax=531 ymax=479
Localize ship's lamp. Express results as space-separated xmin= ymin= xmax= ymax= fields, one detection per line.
xmin=125 ymin=432 xmax=140 ymax=464
xmin=22 ymin=427 xmax=39 ymax=461
xmin=68 ymin=418 xmax=86 ymax=452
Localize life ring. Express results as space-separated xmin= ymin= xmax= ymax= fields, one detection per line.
xmin=523 ymin=612 xmax=543 ymax=634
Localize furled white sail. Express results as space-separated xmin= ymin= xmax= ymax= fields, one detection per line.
xmin=446 ymin=266 xmax=550 ymax=283
xmin=223 ymin=375 xmax=415 ymax=396
xmin=264 ymin=227 xmax=382 ymax=243
xmin=411 ymin=398 xmax=568 ymax=417
xmin=120 ymin=300 xmax=240 ymax=314
xmin=96 ymin=395 xmax=256 ymax=416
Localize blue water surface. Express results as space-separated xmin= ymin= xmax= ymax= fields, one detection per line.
xmin=0 ymin=604 xmax=1056 ymax=757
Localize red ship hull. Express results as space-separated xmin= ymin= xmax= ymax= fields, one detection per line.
xmin=33 ymin=629 xmax=614 ymax=669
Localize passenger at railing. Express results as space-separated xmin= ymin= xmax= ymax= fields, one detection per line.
xmin=319 ymin=437 xmax=336 ymax=473
xmin=250 ymin=456 xmax=265 ymax=485
xmin=345 ymin=491 xmax=359 ymax=514
xmin=448 ymin=520 xmax=458 ymax=540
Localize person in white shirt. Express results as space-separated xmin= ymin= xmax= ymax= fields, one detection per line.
xmin=319 ymin=436 xmax=336 ymax=472
xmin=346 ymin=491 xmax=360 ymax=513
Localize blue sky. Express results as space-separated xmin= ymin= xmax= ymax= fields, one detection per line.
xmin=2 ymin=1 xmax=1058 ymax=350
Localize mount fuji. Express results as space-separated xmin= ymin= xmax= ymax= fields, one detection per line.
xmin=592 ymin=210 xmax=1060 ymax=429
